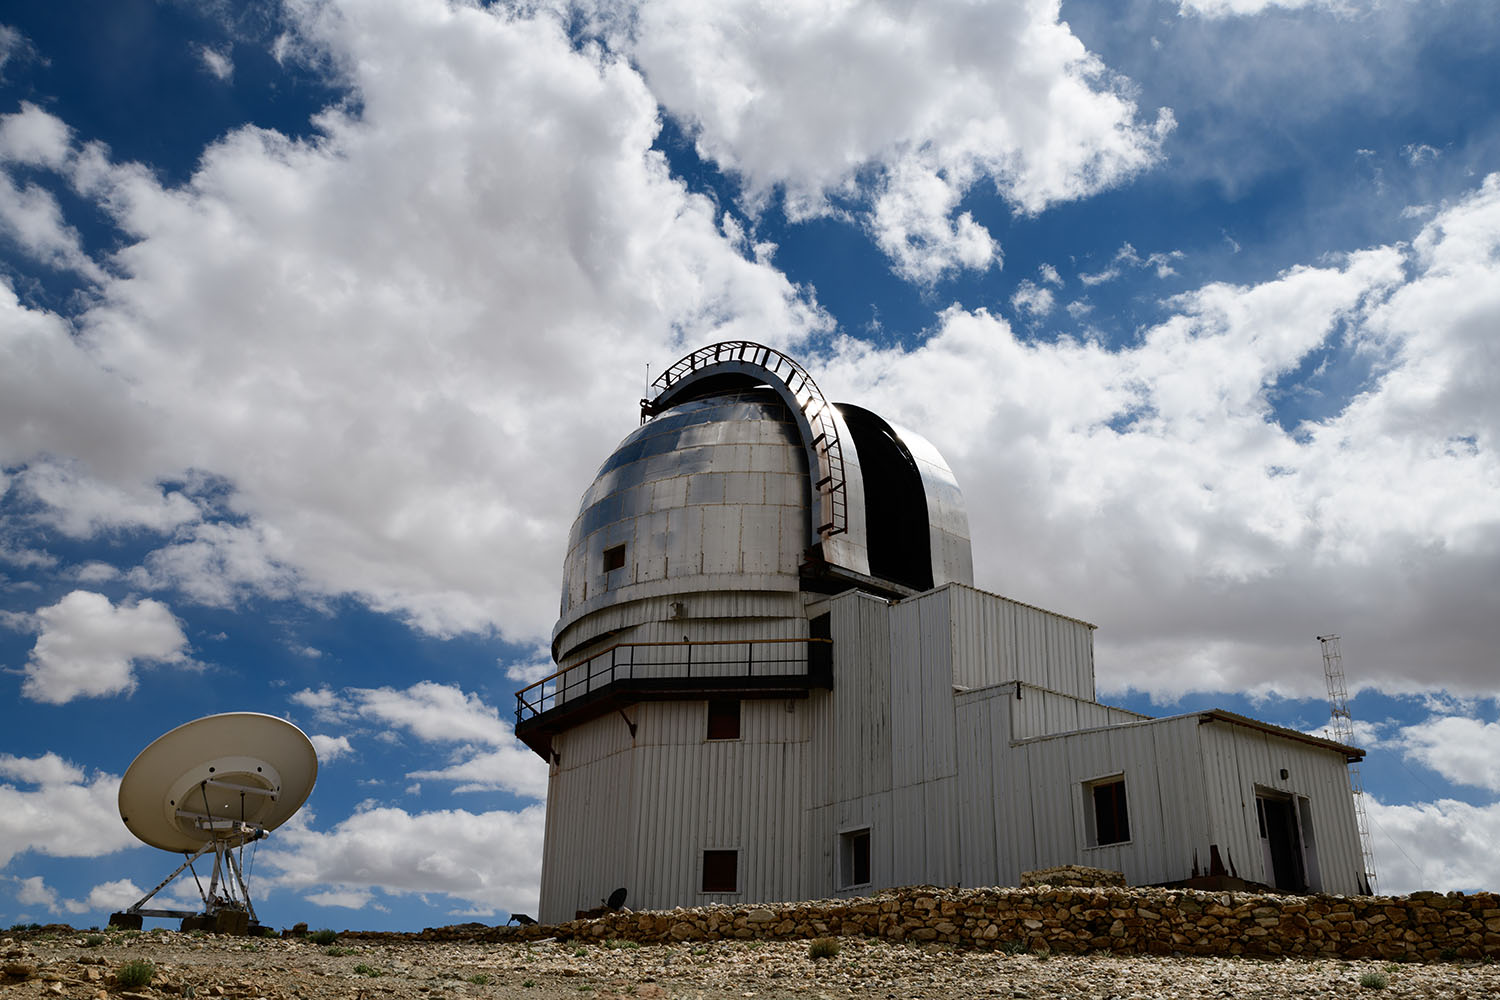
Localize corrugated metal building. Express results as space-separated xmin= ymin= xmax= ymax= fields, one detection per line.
xmin=516 ymin=342 xmax=1367 ymax=922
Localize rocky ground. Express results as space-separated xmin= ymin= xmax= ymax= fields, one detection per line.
xmin=3 ymin=928 xmax=1498 ymax=1000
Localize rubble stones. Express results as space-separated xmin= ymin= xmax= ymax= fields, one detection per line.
xmin=1020 ymin=865 xmax=1127 ymax=889
xmin=369 ymin=884 xmax=1500 ymax=964
xmin=3 ymin=921 xmax=1498 ymax=1000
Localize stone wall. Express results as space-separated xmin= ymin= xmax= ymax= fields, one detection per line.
xmin=385 ymin=885 xmax=1500 ymax=962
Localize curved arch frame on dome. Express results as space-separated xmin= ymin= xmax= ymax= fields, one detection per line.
xmin=644 ymin=343 xmax=871 ymax=576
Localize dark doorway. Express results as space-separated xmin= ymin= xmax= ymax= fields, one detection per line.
xmin=1257 ymin=794 xmax=1306 ymax=891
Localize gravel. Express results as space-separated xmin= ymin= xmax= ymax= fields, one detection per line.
xmin=4 ymin=930 xmax=1497 ymax=999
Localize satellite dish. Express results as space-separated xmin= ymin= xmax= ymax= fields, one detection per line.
xmin=110 ymin=712 xmax=318 ymax=934
xmin=119 ymin=712 xmax=318 ymax=851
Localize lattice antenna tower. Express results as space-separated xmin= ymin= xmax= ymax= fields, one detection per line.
xmin=1320 ymin=634 xmax=1378 ymax=893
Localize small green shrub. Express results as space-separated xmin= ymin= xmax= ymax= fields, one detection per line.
xmin=808 ymin=937 xmax=840 ymax=960
xmin=470 ymin=973 xmax=492 ymax=985
xmin=1359 ymin=971 xmax=1389 ymax=990
xmin=309 ymin=928 xmax=339 ymax=945
xmin=573 ymin=946 xmax=588 ymax=957
xmin=324 ymin=945 xmax=356 ymax=957
xmin=117 ymin=959 xmax=156 ymax=989
xmin=82 ymin=934 xmax=106 ymax=947
xmin=353 ymin=963 xmax=383 ymax=978
xmin=522 ymin=979 xmax=536 ymax=988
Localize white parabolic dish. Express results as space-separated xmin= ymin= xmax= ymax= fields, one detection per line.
xmin=119 ymin=713 xmax=318 ymax=853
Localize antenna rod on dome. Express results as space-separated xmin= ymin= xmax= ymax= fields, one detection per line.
xmin=640 ymin=361 xmax=653 ymax=425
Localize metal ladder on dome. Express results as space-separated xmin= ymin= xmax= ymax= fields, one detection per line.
xmin=649 ymin=340 xmax=849 ymax=539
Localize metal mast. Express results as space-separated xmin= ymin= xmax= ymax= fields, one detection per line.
xmin=1320 ymin=634 xmax=1378 ymax=893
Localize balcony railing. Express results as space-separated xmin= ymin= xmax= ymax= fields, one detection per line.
xmin=515 ymin=637 xmax=832 ymax=727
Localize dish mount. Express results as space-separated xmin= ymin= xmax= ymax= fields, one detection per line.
xmin=109 ymin=713 xmax=318 ymax=934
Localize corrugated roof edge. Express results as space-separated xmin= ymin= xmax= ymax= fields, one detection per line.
xmin=917 ymin=580 xmax=1099 ymax=630
xmin=1196 ymin=708 xmax=1365 ymax=762
xmin=1006 ymin=704 xmax=1365 ymax=762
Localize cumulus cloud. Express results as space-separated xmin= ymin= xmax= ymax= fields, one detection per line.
xmin=310 ymin=733 xmax=354 ymax=763
xmin=11 ymin=875 xmax=152 ymax=916
xmin=602 ymin=0 xmax=1171 ymax=281
xmin=0 ymin=753 xmax=135 ymax=867
xmin=1365 ymin=796 xmax=1500 ymax=895
xmin=1398 ymin=715 xmax=1500 ymax=792
xmin=0 ymin=0 xmax=825 ymax=642
xmin=21 ymin=590 xmax=192 ymax=704
xmin=294 ymin=681 xmax=547 ymax=799
xmin=813 ymin=174 xmax=1500 ymax=699
xmin=262 ymin=803 xmax=546 ymax=917
xmin=1010 ymin=280 xmax=1056 ymax=319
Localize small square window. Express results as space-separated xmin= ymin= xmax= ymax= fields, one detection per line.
xmin=706 ymin=699 xmax=741 ymax=741
xmin=1085 ymin=775 xmax=1130 ymax=846
xmin=702 ymin=849 xmax=738 ymax=893
xmin=602 ymin=544 xmax=626 ymax=572
xmin=838 ymin=828 xmax=871 ymax=888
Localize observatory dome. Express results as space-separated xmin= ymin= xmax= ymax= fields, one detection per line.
xmin=552 ymin=343 xmax=972 ymax=663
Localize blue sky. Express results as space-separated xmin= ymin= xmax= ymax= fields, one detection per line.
xmin=1 ymin=0 xmax=1498 ymax=930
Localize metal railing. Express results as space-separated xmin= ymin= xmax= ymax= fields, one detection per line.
xmin=515 ymin=637 xmax=831 ymax=726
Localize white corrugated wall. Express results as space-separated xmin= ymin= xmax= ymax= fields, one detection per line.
xmin=539 ymin=696 xmax=812 ymax=921
xmin=1196 ymin=719 xmax=1365 ymax=895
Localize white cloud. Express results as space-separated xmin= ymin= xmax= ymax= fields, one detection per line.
xmin=1080 ymin=242 xmax=1184 ymax=286
xmin=15 ymin=874 xmax=63 ymax=911
xmin=305 ymin=886 xmax=375 ymax=909
xmin=262 ymin=803 xmax=546 ymax=917
xmin=310 ymin=733 xmax=354 ymax=763
xmin=606 ymin=0 xmax=1171 ymax=281
xmin=199 ymin=44 xmax=234 ymax=82
xmin=15 ymin=462 xmax=200 ymax=539
xmin=1010 ymin=279 xmax=1055 ymax=319
xmin=11 ymin=875 xmax=148 ymax=916
xmin=1398 ymin=716 xmax=1500 ymax=792
xmin=1 ymin=0 xmax=825 ymax=642
xmin=0 ymin=753 xmax=135 ymax=867
xmin=1175 ymin=1 xmax=1349 ymax=18
xmin=408 ymin=747 xmax=549 ymax=799
xmin=1365 ymin=796 xmax=1500 ymax=895
xmin=126 ymin=521 xmax=302 ymax=608
xmin=74 ymin=561 xmax=119 ymax=583
xmin=82 ymin=877 xmax=150 ymax=912
xmin=504 ymin=649 xmax=556 ymax=685
xmin=295 ymin=681 xmax=547 ymax=799
xmin=0 ymin=102 xmax=73 ymax=168
xmin=1038 ymin=263 xmax=1063 ymax=287
xmin=349 ymin=681 xmax=512 ymax=747
xmin=20 ymin=590 xmax=192 ymax=704
xmin=292 ymin=686 xmax=339 ymax=712
xmin=812 ymin=173 xmax=1500 ymax=699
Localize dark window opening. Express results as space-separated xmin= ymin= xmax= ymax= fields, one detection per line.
xmin=702 ymin=850 xmax=738 ymax=893
xmin=809 ymin=613 xmax=832 ymax=680
xmin=602 ymin=544 xmax=626 ymax=572
xmin=839 ymin=828 xmax=871 ymax=888
xmin=1088 ymin=777 xmax=1130 ymax=846
xmin=706 ymin=699 xmax=741 ymax=740
xmin=837 ymin=404 xmax=933 ymax=592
